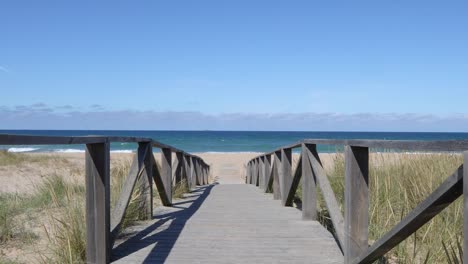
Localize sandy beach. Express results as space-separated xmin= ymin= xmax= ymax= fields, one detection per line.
xmin=0 ymin=152 xmax=342 ymax=194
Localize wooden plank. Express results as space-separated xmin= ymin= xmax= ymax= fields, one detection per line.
xmin=85 ymin=142 xmax=110 ymax=264
xmin=246 ymin=162 xmax=250 ymax=184
xmin=183 ymin=155 xmax=192 ymax=189
xmin=266 ymin=159 xmax=275 ymax=193
xmin=112 ymin=184 xmax=343 ymax=263
xmin=0 ymin=134 xmax=107 ymax=145
xmin=273 ymin=151 xmax=281 ymax=200
xmin=137 ymin=142 xmax=153 ymax=220
xmin=285 ymin=154 xmax=302 ymax=206
xmin=110 ymin=143 xmax=151 ymax=241
xmin=463 ymin=152 xmax=468 ymax=264
xmin=255 ymin=158 xmax=260 ymax=187
xmin=353 ymin=165 xmax=464 ymax=264
xmin=195 ymin=159 xmax=201 ymax=185
xmin=259 ymin=157 xmax=265 ymax=190
xmin=306 ymin=147 xmax=345 ymax=249
xmin=252 ymin=159 xmax=258 ymax=185
xmin=174 ymin=152 xmax=183 ymax=184
xmin=161 ymin=148 xmax=173 ymax=205
xmin=280 ymin=148 xmax=292 ymax=206
xmin=202 ymin=165 xmax=207 ymax=184
xmin=191 ymin=157 xmax=197 ymax=187
xmin=302 ymin=144 xmax=317 ymax=220
xmin=151 ymin=154 xmax=171 ymax=206
xmin=345 ymin=146 xmax=369 ymax=263
xmin=248 ymin=139 xmax=468 ymax=160
xmin=264 ymin=155 xmax=272 ymax=192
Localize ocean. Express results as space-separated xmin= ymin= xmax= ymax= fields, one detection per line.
xmin=1 ymin=130 xmax=468 ymax=153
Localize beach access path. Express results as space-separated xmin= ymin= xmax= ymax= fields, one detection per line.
xmin=111 ymin=155 xmax=342 ymax=263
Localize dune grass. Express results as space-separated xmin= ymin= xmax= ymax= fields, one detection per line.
xmin=0 ymin=151 xmax=67 ymax=167
xmin=0 ymin=155 xmax=161 ymax=263
xmin=296 ymin=152 xmax=463 ymax=263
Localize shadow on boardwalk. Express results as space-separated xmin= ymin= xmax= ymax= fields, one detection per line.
xmin=112 ymin=184 xmax=215 ymax=263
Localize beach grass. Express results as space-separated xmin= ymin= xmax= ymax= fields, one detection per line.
xmin=296 ymin=152 xmax=463 ymax=263
xmin=0 ymin=152 xmax=191 ymax=263
xmin=0 ymin=151 xmax=67 ymax=167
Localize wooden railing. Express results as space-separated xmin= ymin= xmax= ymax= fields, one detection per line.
xmin=246 ymin=139 xmax=468 ymax=264
xmin=0 ymin=134 xmax=210 ymax=264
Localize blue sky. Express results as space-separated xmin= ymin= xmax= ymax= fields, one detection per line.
xmin=1 ymin=1 xmax=467 ymax=131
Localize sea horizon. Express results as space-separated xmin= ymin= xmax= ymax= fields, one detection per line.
xmin=2 ymin=130 xmax=468 ymax=154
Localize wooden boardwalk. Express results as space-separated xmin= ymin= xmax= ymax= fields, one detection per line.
xmin=112 ymin=184 xmax=343 ymax=264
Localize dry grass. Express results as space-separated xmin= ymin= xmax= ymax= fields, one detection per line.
xmin=0 ymin=151 xmax=67 ymax=167
xmin=0 ymin=154 xmax=159 ymax=263
xmin=296 ymin=152 xmax=463 ymax=263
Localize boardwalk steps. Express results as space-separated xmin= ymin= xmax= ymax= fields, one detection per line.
xmin=112 ymin=184 xmax=343 ymax=263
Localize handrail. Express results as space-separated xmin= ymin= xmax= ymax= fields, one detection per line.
xmin=0 ymin=133 xmax=210 ymax=264
xmin=246 ymin=139 xmax=468 ymax=264
xmin=0 ymin=134 xmax=208 ymax=165
xmin=250 ymin=139 xmax=468 ymax=158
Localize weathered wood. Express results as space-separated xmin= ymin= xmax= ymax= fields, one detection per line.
xmin=266 ymin=159 xmax=275 ymax=193
xmin=280 ymin=148 xmax=292 ymax=206
xmin=264 ymin=155 xmax=272 ymax=192
xmin=246 ymin=162 xmax=251 ymax=184
xmin=285 ymin=154 xmax=302 ymax=206
xmin=0 ymin=134 xmax=107 ymax=145
xmin=151 ymin=154 xmax=171 ymax=206
xmin=302 ymin=144 xmax=317 ymax=220
xmin=259 ymin=157 xmax=265 ymax=190
xmin=85 ymin=142 xmax=110 ymax=264
xmin=113 ymin=184 xmax=343 ymax=263
xmin=174 ymin=152 xmax=183 ymax=184
xmin=183 ymin=155 xmax=192 ymax=189
xmin=252 ymin=159 xmax=257 ymax=186
xmin=137 ymin=143 xmax=153 ymax=220
xmin=252 ymin=139 xmax=468 ymax=158
xmin=306 ymin=146 xmax=345 ymax=249
xmin=345 ymin=146 xmax=369 ymax=263
xmin=353 ymin=165 xmax=464 ymax=264
xmin=189 ymin=157 xmax=196 ymax=187
xmin=273 ymin=151 xmax=281 ymax=200
xmin=464 ymin=152 xmax=468 ymax=264
xmin=155 ymin=148 xmax=172 ymax=205
xmin=255 ymin=158 xmax=260 ymax=187
xmin=110 ymin=143 xmax=152 ymax=241
xmin=195 ymin=159 xmax=202 ymax=185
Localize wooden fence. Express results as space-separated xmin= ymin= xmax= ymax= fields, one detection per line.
xmin=246 ymin=139 xmax=468 ymax=264
xmin=0 ymin=134 xmax=210 ymax=264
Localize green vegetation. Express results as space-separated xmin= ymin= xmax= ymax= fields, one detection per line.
xmin=296 ymin=152 xmax=463 ymax=263
xmin=0 ymin=151 xmax=67 ymax=167
xmin=173 ymin=179 xmax=190 ymax=199
xmin=0 ymin=155 xmax=165 ymax=264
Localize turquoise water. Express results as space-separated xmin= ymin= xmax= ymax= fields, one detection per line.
xmin=1 ymin=130 xmax=468 ymax=153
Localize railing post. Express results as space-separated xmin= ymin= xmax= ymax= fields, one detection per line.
xmin=345 ymin=146 xmax=369 ymax=263
xmin=273 ymin=150 xmax=281 ymax=200
xmin=259 ymin=157 xmax=265 ymax=189
xmin=280 ymin=148 xmax=292 ymax=206
xmin=464 ymin=151 xmax=468 ymax=264
xmin=161 ymin=148 xmax=173 ymax=205
xmin=137 ymin=142 xmax=153 ymax=219
xmin=302 ymin=143 xmax=317 ymax=220
xmin=254 ymin=158 xmax=259 ymax=187
xmin=183 ymin=155 xmax=192 ymax=189
xmin=174 ymin=152 xmax=183 ymax=185
xmin=264 ymin=155 xmax=272 ymax=192
xmin=195 ymin=159 xmax=202 ymax=185
xmin=250 ymin=161 xmax=254 ymax=184
xmin=246 ymin=162 xmax=250 ymax=184
xmin=85 ymin=142 xmax=110 ymax=264
xmin=252 ymin=159 xmax=257 ymax=186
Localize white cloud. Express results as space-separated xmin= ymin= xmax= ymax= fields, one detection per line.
xmin=0 ymin=104 xmax=467 ymax=132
